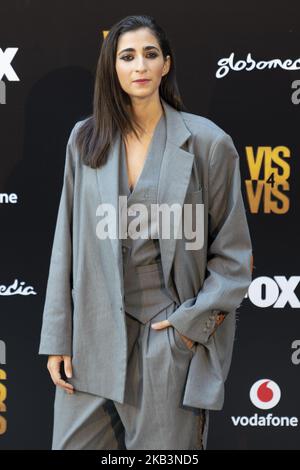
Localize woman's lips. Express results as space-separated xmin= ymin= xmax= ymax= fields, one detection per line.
xmin=133 ymin=79 xmax=150 ymax=83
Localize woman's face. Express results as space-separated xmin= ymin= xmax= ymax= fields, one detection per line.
xmin=115 ymin=27 xmax=170 ymax=102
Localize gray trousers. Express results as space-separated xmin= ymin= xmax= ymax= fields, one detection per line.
xmin=52 ymin=302 xmax=207 ymax=450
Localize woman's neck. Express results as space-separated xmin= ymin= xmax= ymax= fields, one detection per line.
xmin=129 ymin=97 xmax=163 ymax=136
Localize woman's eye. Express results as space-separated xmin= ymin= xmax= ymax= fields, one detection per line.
xmin=147 ymin=52 xmax=158 ymax=58
xmin=120 ymin=52 xmax=158 ymax=61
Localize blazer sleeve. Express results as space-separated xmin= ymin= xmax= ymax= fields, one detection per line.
xmin=38 ymin=124 xmax=77 ymax=356
xmin=167 ymin=132 xmax=253 ymax=345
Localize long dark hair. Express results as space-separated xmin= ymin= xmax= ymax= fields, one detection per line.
xmin=76 ymin=14 xmax=187 ymax=169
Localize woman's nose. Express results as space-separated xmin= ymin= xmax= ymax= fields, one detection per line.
xmin=135 ymin=56 xmax=147 ymax=71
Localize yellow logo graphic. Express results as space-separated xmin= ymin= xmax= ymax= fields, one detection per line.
xmin=245 ymin=146 xmax=290 ymax=213
xmin=0 ymin=369 xmax=7 ymax=435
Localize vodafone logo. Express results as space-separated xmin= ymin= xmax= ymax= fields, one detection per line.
xmin=231 ymin=379 xmax=298 ymax=428
xmin=250 ymin=380 xmax=281 ymax=409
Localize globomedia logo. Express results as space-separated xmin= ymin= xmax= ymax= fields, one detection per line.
xmin=231 ymin=379 xmax=298 ymax=427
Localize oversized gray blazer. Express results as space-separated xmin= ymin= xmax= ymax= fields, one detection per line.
xmin=38 ymin=98 xmax=253 ymax=410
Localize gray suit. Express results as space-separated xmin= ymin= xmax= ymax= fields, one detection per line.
xmin=38 ymin=98 xmax=252 ymax=448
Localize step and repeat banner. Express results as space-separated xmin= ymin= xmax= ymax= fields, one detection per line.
xmin=0 ymin=1 xmax=299 ymax=450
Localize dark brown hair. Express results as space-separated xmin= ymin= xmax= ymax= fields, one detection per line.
xmin=76 ymin=14 xmax=187 ymax=169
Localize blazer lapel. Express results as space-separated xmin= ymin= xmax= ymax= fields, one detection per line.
xmin=96 ymin=132 xmax=123 ymax=284
xmin=95 ymin=98 xmax=195 ymax=297
xmin=158 ymin=99 xmax=194 ymax=290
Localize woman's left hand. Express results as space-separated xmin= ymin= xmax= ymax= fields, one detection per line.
xmin=151 ymin=319 xmax=195 ymax=349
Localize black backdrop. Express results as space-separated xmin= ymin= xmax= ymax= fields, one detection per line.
xmin=0 ymin=0 xmax=299 ymax=450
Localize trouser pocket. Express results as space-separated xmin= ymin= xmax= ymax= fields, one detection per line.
xmin=171 ymin=325 xmax=196 ymax=354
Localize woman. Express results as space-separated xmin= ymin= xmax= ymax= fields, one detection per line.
xmin=38 ymin=14 xmax=253 ymax=450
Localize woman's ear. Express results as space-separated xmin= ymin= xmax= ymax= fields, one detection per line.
xmin=162 ymin=55 xmax=171 ymax=77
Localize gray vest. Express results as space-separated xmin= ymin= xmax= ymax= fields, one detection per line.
xmin=118 ymin=113 xmax=174 ymax=323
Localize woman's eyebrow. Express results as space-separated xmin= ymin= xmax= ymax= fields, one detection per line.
xmin=117 ymin=45 xmax=160 ymax=55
